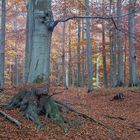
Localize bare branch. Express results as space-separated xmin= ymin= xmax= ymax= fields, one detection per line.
xmin=48 ymin=8 xmax=140 ymax=31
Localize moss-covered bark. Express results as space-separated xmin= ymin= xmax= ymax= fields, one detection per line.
xmin=3 ymin=89 xmax=70 ymax=132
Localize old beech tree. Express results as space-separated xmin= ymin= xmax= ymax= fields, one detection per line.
xmin=3 ymin=0 xmax=68 ymax=132
xmin=3 ymin=0 xmax=107 ymax=132
xmin=25 ymin=0 xmax=53 ymax=84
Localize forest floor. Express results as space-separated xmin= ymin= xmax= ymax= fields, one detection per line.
xmin=0 ymin=86 xmax=140 ymax=140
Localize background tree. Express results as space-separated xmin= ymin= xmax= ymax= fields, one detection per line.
xmin=128 ymin=0 xmax=138 ymax=86
xmin=102 ymin=0 xmax=107 ymax=88
xmin=85 ymin=0 xmax=93 ymax=92
xmin=0 ymin=0 xmax=6 ymax=89
xmin=117 ymin=0 xmax=123 ymax=86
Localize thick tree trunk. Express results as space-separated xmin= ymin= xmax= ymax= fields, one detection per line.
xmin=0 ymin=0 xmax=6 ymax=89
xmin=24 ymin=0 xmax=34 ymax=83
xmin=25 ymin=0 xmax=52 ymax=85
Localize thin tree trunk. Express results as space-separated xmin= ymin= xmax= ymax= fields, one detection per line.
xmin=85 ymin=0 xmax=93 ymax=92
xmin=0 ymin=0 xmax=6 ymax=89
xmin=128 ymin=0 xmax=138 ymax=86
xmin=102 ymin=14 xmax=107 ymax=88
xmin=54 ymin=61 xmax=59 ymax=85
xmin=102 ymin=0 xmax=107 ymax=88
xmin=112 ymin=29 xmax=117 ymax=87
xmin=124 ymin=35 xmax=127 ymax=85
xmin=117 ymin=0 xmax=123 ymax=86
xmin=22 ymin=46 xmax=26 ymax=83
xmin=108 ymin=0 xmax=114 ymax=87
xmin=96 ymin=44 xmax=100 ymax=87
xmin=14 ymin=19 xmax=19 ymax=85
xmin=112 ymin=4 xmax=117 ymax=87
xmin=76 ymin=21 xmax=81 ymax=87
xmin=81 ymin=18 xmax=85 ymax=86
xmin=68 ymin=22 xmax=73 ymax=85
xmin=61 ymin=23 xmax=66 ymax=87
xmin=65 ymin=52 xmax=69 ymax=88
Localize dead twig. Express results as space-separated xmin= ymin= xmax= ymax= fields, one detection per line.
xmin=130 ymin=122 xmax=140 ymax=131
xmin=103 ymin=114 xmax=126 ymax=121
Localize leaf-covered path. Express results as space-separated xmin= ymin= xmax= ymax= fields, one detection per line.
xmin=0 ymin=87 xmax=140 ymax=140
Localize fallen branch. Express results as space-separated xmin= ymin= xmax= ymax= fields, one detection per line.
xmin=0 ymin=110 xmax=21 ymax=128
xmin=103 ymin=114 xmax=126 ymax=120
xmin=131 ymin=122 xmax=140 ymax=131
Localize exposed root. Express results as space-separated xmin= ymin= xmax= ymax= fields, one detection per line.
xmin=55 ymin=100 xmax=112 ymax=132
xmin=2 ymin=88 xmax=113 ymax=133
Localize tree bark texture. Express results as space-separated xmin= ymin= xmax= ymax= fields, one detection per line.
xmin=117 ymin=0 xmax=123 ymax=86
xmin=25 ymin=0 xmax=52 ymax=85
xmin=128 ymin=0 xmax=138 ymax=86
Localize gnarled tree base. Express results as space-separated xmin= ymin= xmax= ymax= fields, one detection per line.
xmin=2 ymin=88 xmax=112 ymax=133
